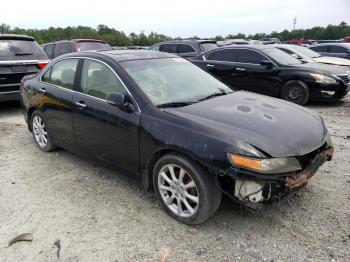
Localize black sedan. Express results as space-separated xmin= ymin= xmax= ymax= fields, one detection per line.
xmin=20 ymin=50 xmax=333 ymax=224
xmin=191 ymin=45 xmax=349 ymax=105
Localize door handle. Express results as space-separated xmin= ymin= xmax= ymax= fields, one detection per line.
xmin=206 ymin=64 xmax=215 ymax=68
xmin=38 ymin=88 xmax=47 ymax=94
xmin=235 ymin=67 xmax=246 ymax=71
xmin=75 ymin=101 xmax=87 ymax=108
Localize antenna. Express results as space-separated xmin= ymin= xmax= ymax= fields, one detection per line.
xmin=293 ymin=17 xmax=297 ymax=30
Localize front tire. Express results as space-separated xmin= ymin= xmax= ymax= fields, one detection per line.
xmin=281 ymin=80 xmax=310 ymax=105
xmin=153 ymin=153 xmax=221 ymax=225
xmin=31 ymin=110 xmax=56 ymax=152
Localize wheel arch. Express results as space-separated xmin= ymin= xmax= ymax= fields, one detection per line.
xmin=27 ymin=106 xmax=39 ymax=132
xmin=142 ymin=146 xmax=207 ymax=190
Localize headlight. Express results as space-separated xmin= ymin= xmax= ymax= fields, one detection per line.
xmin=310 ymin=73 xmax=337 ymax=84
xmin=227 ymin=153 xmax=302 ymax=174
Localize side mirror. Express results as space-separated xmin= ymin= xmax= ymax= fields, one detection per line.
xmin=260 ymin=60 xmax=274 ymax=69
xmin=106 ymin=92 xmax=127 ymax=108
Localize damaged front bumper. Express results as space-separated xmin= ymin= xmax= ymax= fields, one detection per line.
xmin=215 ymin=146 xmax=334 ymax=210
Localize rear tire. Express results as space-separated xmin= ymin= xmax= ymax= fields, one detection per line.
xmin=31 ymin=110 xmax=56 ymax=152
xmin=153 ymin=153 xmax=221 ymax=225
xmin=281 ymin=80 xmax=309 ymax=105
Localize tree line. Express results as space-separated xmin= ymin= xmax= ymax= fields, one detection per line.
xmin=1 ymin=22 xmax=349 ymax=46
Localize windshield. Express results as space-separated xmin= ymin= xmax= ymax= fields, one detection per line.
xmin=264 ymin=48 xmax=302 ymax=65
xmin=0 ymin=40 xmax=47 ymax=59
xmin=200 ymin=43 xmax=218 ymax=52
xmin=120 ymin=58 xmax=232 ymax=106
xmin=77 ymin=41 xmax=112 ymax=51
xmin=291 ymin=45 xmax=321 ymax=58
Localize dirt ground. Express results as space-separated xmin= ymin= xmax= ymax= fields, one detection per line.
xmin=0 ymin=98 xmax=349 ymax=262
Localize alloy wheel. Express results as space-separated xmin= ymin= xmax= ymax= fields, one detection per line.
xmin=32 ymin=115 xmax=48 ymax=148
xmin=158 ymin=164 xmax=199 ymax=217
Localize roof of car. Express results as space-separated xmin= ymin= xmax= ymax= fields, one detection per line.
xmin=219 ymin=45 xmax=273 ymax=50
xmin=43 ymin=39 xmax=108 ymax=45
xmin=71 ymin=49 xmax=179 ymax=62
xmin=158 ymin=40 xmax=216 ymax=44
xmin=311 ymin=43 xmax=350 ymax=48
xmin=0 ymin=34 xmax=34 ymax=41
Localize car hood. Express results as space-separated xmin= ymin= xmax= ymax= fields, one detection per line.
xmin=314 ymin=56 xmax=350 ymax=66
xmin=164 ymin=92 xmax=327 ymax=158
xmin=293 ymin=62 xmax=347 ymax=75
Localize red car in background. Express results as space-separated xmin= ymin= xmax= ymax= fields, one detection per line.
xmin=283 ymin=39 xmax=317 ymax=46
xmin=343 ymin=36 xmax=350 ymax=43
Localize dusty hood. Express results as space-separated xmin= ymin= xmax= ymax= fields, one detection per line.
xmin=164 ymin=92 xmax=327 ymax=158
xmin=314 ymin=56 xmax=350 ymax=67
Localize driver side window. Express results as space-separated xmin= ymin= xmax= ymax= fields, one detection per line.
xmin=80 ymin=60 xmax=125 ymax=100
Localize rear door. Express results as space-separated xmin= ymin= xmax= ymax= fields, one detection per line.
xmin=234 ymin=49 xmax=280 ymax=96
xmin=309 ymin=45 xmax=330 ymax=56
xmin=194 ymin=49 xmax=239 ymax=89
xmin=72 ymin=58 xmax=140 ymax=173
xmin=36 ymin=58 xmax=79 ymax=150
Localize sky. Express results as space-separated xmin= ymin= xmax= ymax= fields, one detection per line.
xmin=2 ymin=0 xmax=349 ymax=37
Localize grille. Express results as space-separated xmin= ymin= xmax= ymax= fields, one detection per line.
xmin=337 ymin=74 xmax=350 ymax=84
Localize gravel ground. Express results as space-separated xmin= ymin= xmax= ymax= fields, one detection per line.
xmin=0 ymin=98 xmax=349 ymax=262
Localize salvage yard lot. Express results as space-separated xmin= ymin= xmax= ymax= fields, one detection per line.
xmin=0 ymin=99 xmax=349 ymax=262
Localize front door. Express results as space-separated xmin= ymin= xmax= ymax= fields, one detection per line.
xmin=72 ymin=58 xmax=140 ymax=173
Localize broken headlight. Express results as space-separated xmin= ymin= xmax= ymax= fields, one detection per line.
xmin=227 ymin=153 xmax=302 ymax=174
xmin=325 ymin=132 xmax=333 ymax=147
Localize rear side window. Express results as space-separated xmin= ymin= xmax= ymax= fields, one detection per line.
xmin=80 ymin=59 xmax=125 ymax=100
xmin=55 ymin=42 xmax=73 ymax=57
xmin=238 ymin=50 xmax=266 ymax=64
xmin=42 ymin=59 xmax=78 ymax=89
xmin=0 ymin=39 xmax=46 ymax=60
xmin=310 ymin=45 xmax=328 ymax=52
xmin=205 ymin=49 xmax=238 ymax=62
xmin=177 ymin=44 xmax=195 ymax=53
xmin=200 ymin=43 xmax=218 ymax=52
xmin=161 ymin=44 xmax=177 ymax=53
xmin=329 ymin=45 xmax=348 ymax=53
xmin=44 ymin=44 xmax=54 ymax=59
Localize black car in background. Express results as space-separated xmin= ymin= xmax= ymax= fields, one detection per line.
xmin=148 ymin=40 xmax=218 ymax=58
xmin=20 ymin=50 xmax=333 ymax=224
xmin=42 ymin=39 xmax=112 ymax=59
xmin=309 ymin=43 xmax=350 ymax=60
xmin=0 ymin=34 xmax=49 ymax=102
xmin=191 ymin=46 xmax=349 ymax=105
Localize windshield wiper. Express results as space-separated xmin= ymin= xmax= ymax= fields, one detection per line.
xmin=156 ymin=101 xmax=196 ymax=108
xmin=197 ymin=89 xmax=229 ymax=102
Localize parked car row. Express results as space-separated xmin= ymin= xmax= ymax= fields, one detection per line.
xmin=0 ymin=33 xmax=344 ymax=224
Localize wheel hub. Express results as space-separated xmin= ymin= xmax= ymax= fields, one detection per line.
xmin=158 ymin=164 xmax=199 ymax=217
